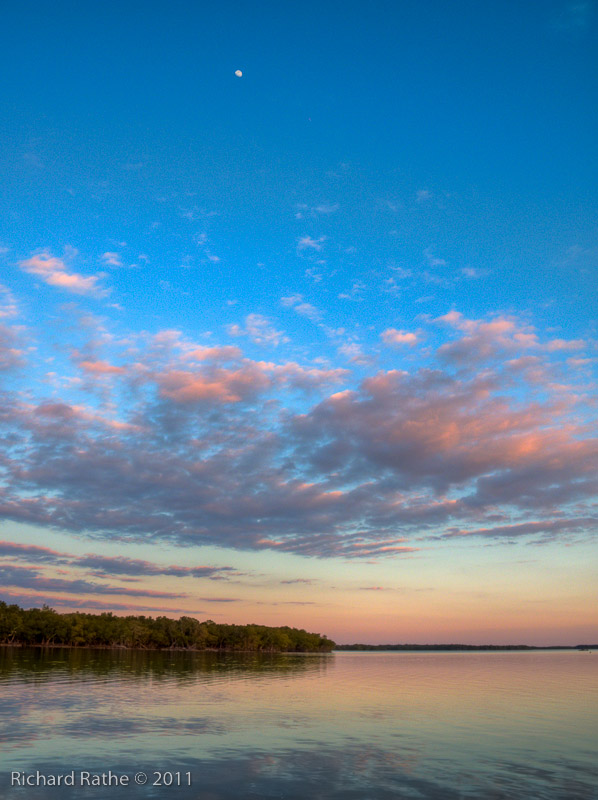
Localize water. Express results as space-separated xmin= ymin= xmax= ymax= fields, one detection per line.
xmin=0 ymin=647 xmax=596 ymax=799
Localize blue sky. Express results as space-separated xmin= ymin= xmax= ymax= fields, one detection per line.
xmin=0 ymin=1 xmax=596 ymax=643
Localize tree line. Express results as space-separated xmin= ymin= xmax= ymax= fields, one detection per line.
xmin=0 ymin=602 xmax=335 ymax=652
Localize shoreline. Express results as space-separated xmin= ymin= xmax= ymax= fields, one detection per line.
xmin=1 ymin=642 xmax=594 ymax=653
xmin=0 ymin=642 xmax=331 ymax=654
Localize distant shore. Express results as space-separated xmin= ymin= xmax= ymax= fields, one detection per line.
xmin=335 ymin=643 xmax=597 ymax=651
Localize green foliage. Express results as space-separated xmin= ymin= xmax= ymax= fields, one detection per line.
xmin=0 ymin=602 xmax=335 ymax=652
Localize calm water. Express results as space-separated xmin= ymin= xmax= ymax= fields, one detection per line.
xmin=0 ymin=648 xmax=596 ymax=799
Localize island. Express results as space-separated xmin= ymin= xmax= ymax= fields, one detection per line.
xmin=0 ymin=602 xmax=335 ymax=652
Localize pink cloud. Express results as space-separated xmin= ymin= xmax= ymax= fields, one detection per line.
xmin=435 ymin=311 xmax=588 ymax=366
xmin=79 ymin=359 xmax=126 ymax=375
xmin=153 ymin=358 xmax=346 ymax=404
xmin=545 ymin=338 xmax=586 ymax=352
xmin=0 ymin=308 xmax=595 ymax=562
xmin=380 ymin=328 xmax=418 ymax=346
xmin=0 ymin=323 xmax=24 ymax=369
xmin=435 ymin=312 xmax=538 ymax=363
xmin=19 ymin=253 xmax=109 ymax=298
xmin=0 ymin=540 xmax=67 ymax=559
xmin=157 ymin=365 xmax=271 ymax=403
xmin=186 ymin=345 xmax=242 ymax=362
xmin=34 ymin=401 xmax=78 ymax=420
xmin=267 ymin=361 xmax=348 ymax=390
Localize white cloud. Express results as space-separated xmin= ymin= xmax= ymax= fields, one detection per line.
xmin=281 ymin=295 xmax=304 ymax=308
xmin=337 ymin=342 xmax=371 ymax=364
xmin=295 ymin=303 xmax=321 ymax=322
xmin=424 ymin=248 xmax=446 ymax=268
xmin=0 ymin=284 xmax=18 ymax=318
xmin=460 ymin=267 xmax=487 ymax=279
xmin=281 ymin=295 xmax=321 ymax=322
xmin=305 ymin=268 xmax=323 ymax=283
xmin=297 ymin=236 xmax=325 ymax=251
xmin=295 ymin=203 xmax=339 ymax=219
xmin=313 ymin=203 xmax=339 ymax=214
xmin=102 ymin=252 xmax=122 ymax=267
xmin=228 ymin=314 xmax=288 ymax=346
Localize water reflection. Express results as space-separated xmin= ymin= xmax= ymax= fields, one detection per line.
xmin=0 ymin=646 xmax=328 ymax=683
xmin=0 ymin=648 xmax=596 ymax=800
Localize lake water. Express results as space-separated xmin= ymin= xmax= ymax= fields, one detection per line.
xmin=0 ymin=647 xmax=596 ymax=799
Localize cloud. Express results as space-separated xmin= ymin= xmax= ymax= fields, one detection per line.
xmin=0 ymin=564 xmax=185 ymax=599
xmin=227 ymin=313 xmax=288 ymax=346
xmin=153 ymin=359 xmax=346 ymax=403
xmin=101 ymin=252 xmax=122 ymax=267
xmin=380 ymin=328 xmax=418 ymax=346
xmin=0 ymin=324 xmax=24 ymax=370
xmin=297 ymin=236 xmax=325 ymax=251
xmin=0 ymin=310 xmax=595 ymax=561
xmin=460 ymin=267 xmax=487 ymax=279
xmin=0 ymin=540 xmax=238 ymax=581
xmin=305 ymin=267 xmax=323 ymax=283
xmin=435 ymin=311 xmax=588 ymax=365
xmin=437 ymin=517 xmax=598 ymax=542
xmin=295 ymin=304 xmax=321 ymax=322
xmin=294 ymin=204 xmax=339 ymax=220
xmin=0 ymin=591 xmax=202 ymax=615
xmin=435 ymin=312 xmax=537 ymax=363
xmin=281 ymin=295 xmax=322 ymax=322
xmin=313 ymin=204 xmax=339 ymax=214
xmin=0 ymin=540 xmax=70 ymax=564
xmin=423 ymin=248 xmax=446 ymax=268
xmin=359 ymin=586 xmax=388 ymax=591
xmin=337 ymin=342 xmax=371 ymax=365
xmin=186 ymin=345 xmax=242 ymax=362
xmin=281 ymin=295 xmax=303 ymax=308
xmin=19 ymin=253 xmax=109 ymax=298
xmin=544 ymin=338 xmax=586 ymax=352
xmin=75 ymin=554 xmax=237 ymax=580
xmin=79 ymin=359 xmax=126 ymax=375
xmin=0 ymin=284 xmax=18 ymax=318
xmin=156 ymin=365 xmax=272 ymax=403
xmin=267 ymin=361 xmax=348 ymax=390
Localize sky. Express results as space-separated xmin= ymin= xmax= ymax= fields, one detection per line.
xmin=0 ymin=0 xmax=597 ymax=645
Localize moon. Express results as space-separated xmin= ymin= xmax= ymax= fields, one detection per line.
xmin=235 ymin=70 xmax=243 ymax=77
